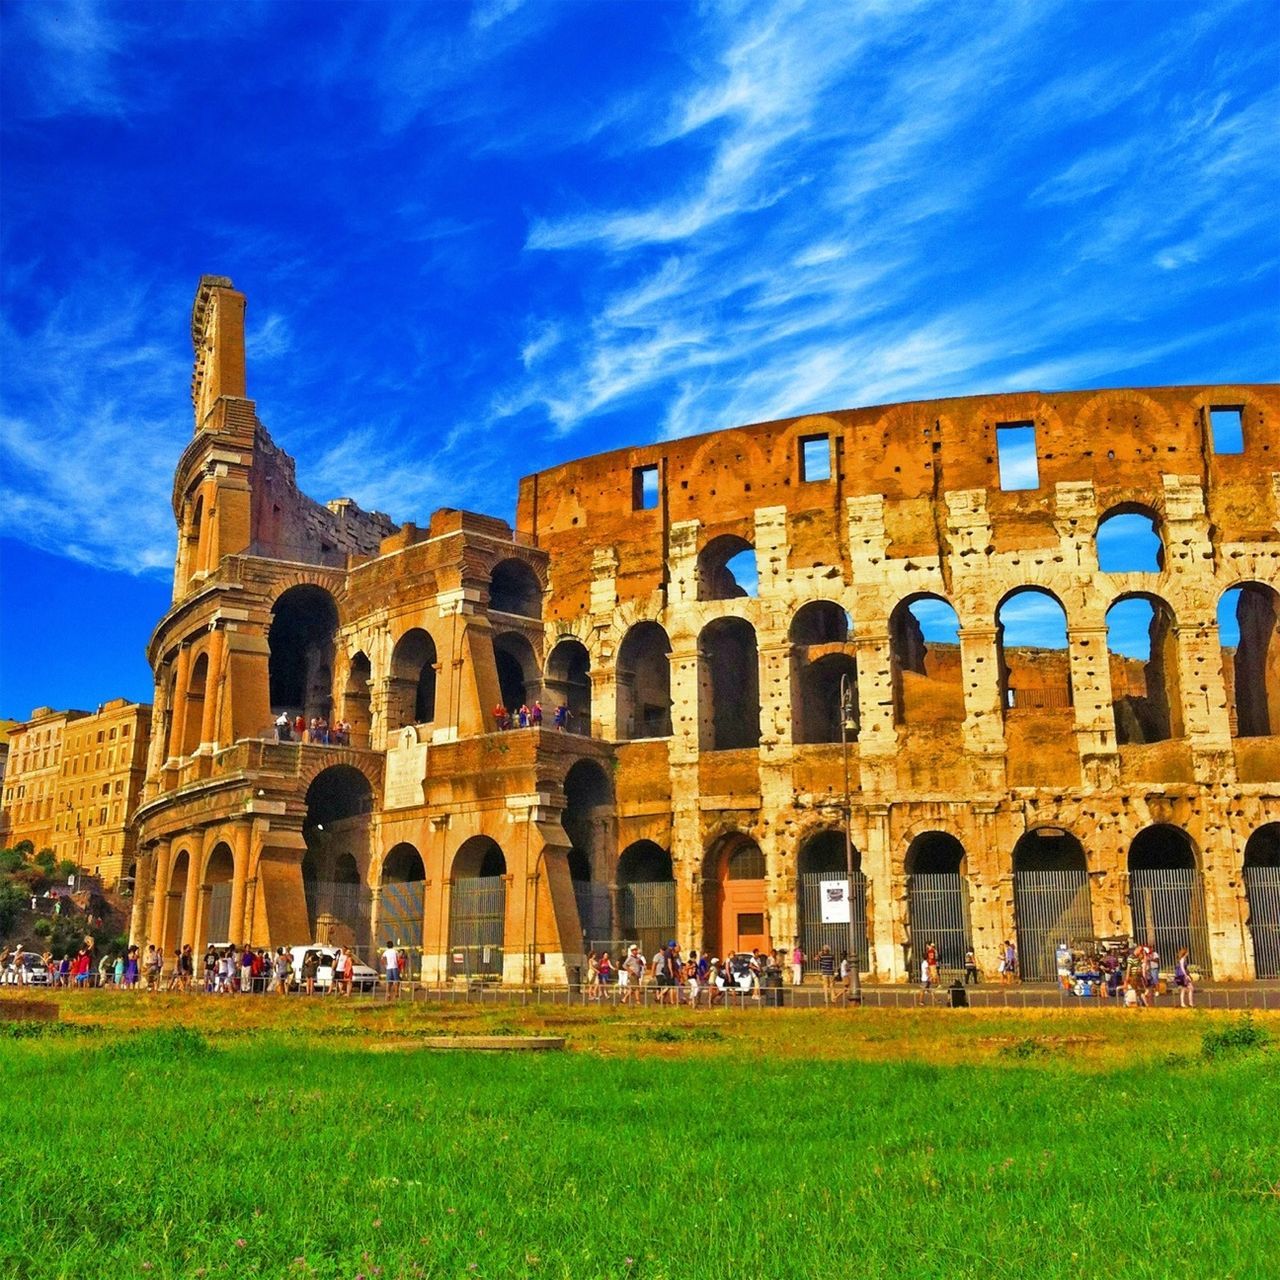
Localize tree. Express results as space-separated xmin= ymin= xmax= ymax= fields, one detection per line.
xmin=34 ymin=849 xmax=56 ymax=874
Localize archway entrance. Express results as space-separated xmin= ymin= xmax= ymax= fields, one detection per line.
xmin=796 ymin=830 xmax=867 ymax=973
xmin=1012 ymin=829 xmax=1092 ymax=981
xmin=546 ymin=639 xmax=591 ymax=735
xmin=563 ymin=760 xmax=614 ymax=948
xmin=905 ymin=832 xmax=969 ymax=979
xmin=269 ymin=585 xmax=339 ymax=723
xmin=388 ymin=630 xmax=437 ymax=729
xmin=448 ymin=837 xmax=506 ymax=979
xmin=1128 ymin=826 xmax=1211 ymax=975
xmin=203 ymin=842 xmax=234 ymax=947
xmin=617 ymin=841 xmax=675 ymax=958
xmin=164 ymin=849 xmax=191 ymax=955
xmin=302 ymin=766 xmax=374 ymax=948
xmin=616 ymin=623 xmax=672 ymax=739
xmin=343 ymin=652 xmax=372 ymax=747
xmin=380 ymin=843 xmax=426 ymax=952
xmin=1244 ymin=824 xmax=1280 ymax=978
xmin=703 ymin=835 xmax=769 ymax=958
xmin=492 ymin=632 xmax=539 ymax=720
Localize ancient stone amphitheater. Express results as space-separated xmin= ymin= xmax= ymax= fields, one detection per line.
xmin=129 ymin=276 xmax=1280 ymax=983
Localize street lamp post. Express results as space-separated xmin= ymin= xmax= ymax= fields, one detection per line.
xmin=839 ymin=673 xmax=862 ymax=1004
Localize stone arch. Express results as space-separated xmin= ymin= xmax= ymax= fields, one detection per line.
xmin=699 ymin=616 xmax=761 ymax=750
xmin=789 ymin=601 xmax=850 ymax=645
xmin=1244 ymin=823 xmax=1280 ymax=979
xmin=180 ymin=651 xmax=209 ymax=756
xmin=379 ymin=841 xmax=426 ymax=951
xmin=889 ymin=593 xmax=962 ymax=727
xmin=905 ymin=831 xmax=965 ymax=875
xmin=616 ymin=840 xmax=675 ymax=956
xmin=702 ymin=832 xmax=769 ymax=959
xmin=698 ymin=534 xmax=757 ymax=601
xmin=199 ymin=841 xmax=234 ymax=949
xmin=1096 ymin=504 xmax=1165 ymax=573
xmin=1105 ymin=592 xmax=1182 ymax=744
xmin=793 ymin=653 xmax=859 ymax=744
xmin=996 ymin=586 xmax=1071 ymax=712
xmin=904 ymin=832 xmax=970 ymax=979
xmin=489 ymin=558 xmax=542 ymax=618
xmin=1218 ymin=582 xmax=1280 ymax=737
xmin=563 ymin=759 xmax=614 ymax=946
xmin=1010 ymin=827 xmax=1092 ymax=981
xmin=185 ymin=494 xmax=205 ymax=579
xmin=448 ymin=835 xmax=506 ymax=978
xmin=164 ymin=847 xmax=192 ymax=956
xmin=616 ymin=622 xmax=672 ymax=740
xmin=617 ymin=840 xmax=673 ymax=884
xmin=389 ymin=628 xmax=438 ymax=729
xmin=795 ymin=829 xmax=867 ymax=973
xmin=1127 ymin=825 xmax=1210 ymax=975
xmin=493 ymin=631 xmax=539 ymax=716
xmin=269 ymin=584 xmax=339 ymax=722
xmin=304 ymin=765 xmax=373 ymax=829
xmin=546 ymin=637 xmax=591 ymax=732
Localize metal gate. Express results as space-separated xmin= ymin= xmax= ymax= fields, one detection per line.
xmin=573 ymin=880 xmax=613 ymax=950
xmin=1013 ymin=870 xmax=1093 ymax=981
xmin=1130 ymin=869 xmax=1213 ymax=978
xmin=620 ymin=881 xmax=676 ymax=959
xmin=907 ymin=873 xmax=971 ymax=978
xmin=380 ymin=879 xmax=426 ymax=950
xmin=448 ymin=875 xmax=505 ymax=978
xmin=799 ymin=872 xmax=868 ymax=971
xmin=306 ymin=881 xmax=373 ymax=952
xmin=1244 ymin=867 xmax=1280 ymax=979
xmin=206 ymin=882 xmax=232 ymax=943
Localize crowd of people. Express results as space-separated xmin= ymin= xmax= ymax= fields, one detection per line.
xmin=491 ymin=701 xmax=576 ymax=731
xmin=274 ymin=713 xmax=353 ymax=745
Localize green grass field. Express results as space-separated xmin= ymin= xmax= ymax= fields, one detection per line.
xmin=1 ymin=997 xmax=1277 ymax=1280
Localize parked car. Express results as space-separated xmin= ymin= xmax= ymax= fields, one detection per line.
xmin=2 ymin=951 xmax=52 ymax=986
xmin=284 ymin=945 xmax=379 ymax=993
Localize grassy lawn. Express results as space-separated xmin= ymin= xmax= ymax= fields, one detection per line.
xmin=1 ymin=996 xmax=1276 ymax=1280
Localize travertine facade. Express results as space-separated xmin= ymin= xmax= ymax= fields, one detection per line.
xmin=131 ymin=276 xmax=1280 ymax=982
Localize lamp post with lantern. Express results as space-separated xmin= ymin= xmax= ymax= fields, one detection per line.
xmin=839 ymin=673 xmax=862 ymax=1003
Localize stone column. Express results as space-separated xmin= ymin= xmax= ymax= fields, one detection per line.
xmin=958 ymin=623 xmax=1007 ymax=787
xmin=168 ymin=645 xmax=193 ymax=760
xmin=228 ymin=823 xmax=251 ymax=945
xmin=181 ymin=841 xmax=203 ymax=949
xmin=1067 ymin=622 xmax=1119 ymax=787
xmin=148 ymin=839 xmax=172 ymax=948
xmin=129 ymin=849 xmax=153 ymax=946
xmin=864 ymin=802 xmax=897 ymax=980
xmin=758 ymin=640 xmax=793 ymax=750
xmin=199 ymin=626 xmax=226 ymax=751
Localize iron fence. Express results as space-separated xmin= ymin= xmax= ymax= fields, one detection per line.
xmin=906 ymin=873 xmax=971 ymax=977
xmin=381 ymin=879 xmax=426 ymax=950
xmin=1013 ymin=870 xmax=1093 ymax=981
xmin=206 ymin=883 xmax=232 ymax=942
xmin=573 ymin=881 xmax=613 ymax=949
xmin=798 ymin=871 xmax=869 ymax=971
xmin=1129 ymin=868 xmax=1213 ymax=978
xmin=619 ymin=881 xmax=677 ymax=958
xmin=448 ymin=875 xmax=506 ymax=978
xmin=1245 ymin=866 xmax=1280 ymax=979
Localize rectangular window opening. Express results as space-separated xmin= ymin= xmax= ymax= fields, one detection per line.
xmin=1209 ymin=406 xmax=1244 ymax=454
xmin=995 ymin=422 xmax=1039 ymax=490
xmin=632 ymin=464 xmax=660 ymax=510
xmin=800 ymin=434 xmax=832 ymax=482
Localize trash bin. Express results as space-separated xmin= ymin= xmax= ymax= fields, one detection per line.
xmin=762 ymin=970 xmax=785 ymax=1008
xmin=948 ymin=981 xmax=969 ymax=1008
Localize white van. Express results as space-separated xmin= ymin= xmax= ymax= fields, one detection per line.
xmin=285 ymin=945 xmax=379 ymax=993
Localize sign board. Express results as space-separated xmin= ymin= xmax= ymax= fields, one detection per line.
xmin=384 ymin=726 xmax=428 ymax=809
xmin=819 ymin=879 xmax=852 ymax=924
xmin=452 ymin=950 xmax=465 ymax=966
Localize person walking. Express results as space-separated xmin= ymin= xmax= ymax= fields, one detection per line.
xmin=818 ymin=944 xmax=836 ymax=1006
xmin=382 ymin=940 xmax=401 ymax=999
xmin=925 ymin=941 xmax=939 ymax=988
xmin=239 ymin=944 xmax=255 ymax=995
xmin=619 ymin=945 xmax=643 ymax=1004
xmin=1174 ymin=947 xmax=1195 ymax=1008
xmin=917 ymin=954 xmax=933 ymax=1005
xmin=791 ymin=943 xmax=805 ymax=987
xmin=301 ymin=949 xmax=319 ymax=996
xmin=963 ymin=948 xmax=980 ymax=985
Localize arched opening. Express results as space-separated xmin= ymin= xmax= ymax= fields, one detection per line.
xmin=1096 ymin=507 xmax=1164 ymax=573
xmin=449 ymin=836 xmax=506 ymax=979
xmin=699 ymin=617 xmax=760 ymax=751
xmin=616 ymin=841 xmax=675 ymax=958
xmin=546 ymin=638 xmax=591 ymax=735
xmin=1106 ymin=594 xmax=1182 ymax=744
xmin=563 ymin=760 xmax=614 ymax=947
xmin=489 ymin=559 xmax=542 ymax=618
xmin=164 ymin=849 xmax=191 ymax=956
xmin=904 ymin=832 xmax=969 ymax=979
xmin=380 ymin=842 xmax=426 ymax=951
xmin=890 ymin=595 xmax=963 ymax=727
xmin=1012 ymin=828 xmax=1091 ymax=981
xmin=997 ymin=587 xmax=1072 ymax=711
xmin=1244 ymin=824 xmax=1280 ymax=978
xmin=269 ymin=585 xmax=339 ymax=723
xmin=795 ymin=830 xmax=867 ymax=973
xmin=342 ymin=652 xmax=372 ymax=748
xmin=389 ymin=629 xmax=438 ymax=729
xmin=703 ymin=833 xmax=770 ymax=958
xmin=1127 ymin=825 xmax=1210 ymax=975
xmin=202 ymin=842 xmax=234 ymax=947
xmin=793 ymin=653 xmax=859 ymax=745
xmin=616 ymin=623 xmax=672 ymax=740
xmin=698 ymin=534 xmax=757 ymax=601
xmin=180 ymin=652 xmax=209 ymax=756
xmin=492 ymin=632 xmax=539 ymax=719
xmin=790 ymin=602 xmax=850 ymax=646
xmin=186 ymin=495 xmax=205 ymax=580
xmin=1219 ymin=583 xmax=1280 ymax=737
xmin=303 ymin=767 xmax=374 ymax=949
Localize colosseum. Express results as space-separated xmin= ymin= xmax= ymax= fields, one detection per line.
xmin=129 ymin=275 xmax=1280 ymax=984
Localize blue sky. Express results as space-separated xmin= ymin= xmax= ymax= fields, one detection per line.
xmin=1 ymin=0 xmax=1277 ymax=717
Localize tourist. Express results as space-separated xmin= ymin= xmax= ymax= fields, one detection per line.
xmin=598 ymin=950 xmax=615 ymax=996
xmin=1125 ymin=946 xmax=1148 ymax=1008
xmin=338 ymin=946 xmax=354 ymax=996
xmin=925 ymin=940 xmax=939 ymax=988
xmin=584 ymin=950 xmax=600 ymax=1000
xmin=97 ymin=951 xmax=114 ymax=988
xmin=72 ymin=948 xmax=92 ymax=989
xmin=517 ymin=704 xmax=530 ymax=728
xmin=917 ymin=954 xmax=932 ymax=1005
xmin=112 ymin=952 xmax=124 ymax=987
xmin=274 ymin=948 xmax=290 ymax=994
xmin=293 ymin=713 xmax=306 ymax=739
xmin=203 ymin=946 xmax=217 ymax=993
xmin=554 ymin=704 xmax=568 ymax=731
xmin=240 ymin=943 xmax=255 ymax=994
xmin=818 ymin=944 xmax=835 ymax=1005
xmin=619 ymin=945 xmax=644 ymax=1004
xmin=531 ymin=702 xmax=543 ymax=727
xmin=651 ymin=942 xmax=674 ymax=1005
xmin=963 ymin=948 xmax=980 ymax=985
xmin=1174 ymin=947 xmax=1195 ymax=1008
xmin=834 ymin=951 xmax=853 ymax=1005
xmin=144 ymin=946 xmax=162 ymax=991
xmin=684 ymin=951 xmax=700 ymax=1008
xmin=179 ymin=944 xmax=194 ymax=993
xmin=791 ymin=942 xmax=805 ymax=987
xmin=493 ymin=703 xmax=507 ymax=731
xmin=301 ymin=949 xmax=319 ymax=996
xmin=382 ymin=939 xmax=401 ymax=998
xmin=123 ymin=945 xmax=140 ymax=989
xmin=275 ymin=711 xmax=292 ymax=742
xmin=1146 ymin=947 xmax=1161 ymax=1004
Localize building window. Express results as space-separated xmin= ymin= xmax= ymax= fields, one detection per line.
xmin=1209 ymin=406 xmax=1244 ymax=454
xmin=996 ymin=422 xmax=1039 ymax=490
xmin=632 ymin=464 xmax=660 ymax=511
xmin=800 ymin=434 xmax=832 ymax=482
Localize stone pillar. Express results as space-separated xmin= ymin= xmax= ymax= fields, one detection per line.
xmin=1067 ymin=622 xmax=1119 ymax=787
xmin=1178 ymin=619 xmax=1236 ymax=773
xmin=228 ymin=823 xmax=251 ymax=945
xmin=667 ymin=520 xmax=701 ymax=608
xmin=148 ymin=839 xmax=172 ymax=948
xmin=758 ymin=641 xmax=793 ymax=750
xmin=754 ymin=506 xmax=788 ymax=598
xmin=199 ymin=626 xmax=226 ymax=751
xmin=181 ymin=841 xmax=203 ymax=949
xmin=129 ymin=849 xmax=153 ymax=946
xmin=852 ymin=628 xmax=895 ymax=769
xmin=965 ymin=803 xmax=1008 ymax=974
xmin=958 ymin=624 xmax=1007 ymax=787
xmin=864 ymin=802 xmax=896 ymax=980
xmin=168 ymin=645 xmax=193 ymax=760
